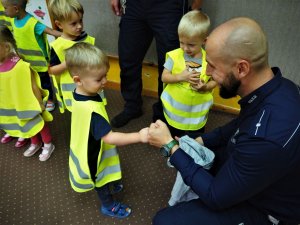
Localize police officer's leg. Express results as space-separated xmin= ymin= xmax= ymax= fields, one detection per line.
xmin=153 ymin=199 xmax=271 ymax=225
xmin=148 ymin=0 xmax=187 ymax=121
xmin=118 ymin=1 xmax=153 ymax=116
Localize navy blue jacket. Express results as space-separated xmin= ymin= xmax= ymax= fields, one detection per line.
xmin=170 ymin=68 xmax=300 ymax=223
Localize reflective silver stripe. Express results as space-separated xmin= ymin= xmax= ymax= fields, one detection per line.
xmin=100 ymin=147 xmax=118 ymax=163
xmin=95 ymin=164 xmax=121 ymax=182
xmin=25 ymin=60 xmax=48 ymax=67
xmin=163 ymin=106 xmax=207 ymax=125
xmin=64 ymin=99 xmax=72 ymax=106
xmin=69 ymin=171 xmax=94 ymax=190
xmin=0 ymin=20 xmax=10 ymax=26
xmin=69 ymin=148 xmax=89 ymax=179
xmin=0 ymin=115 xmax=42 ymax=132
xmin=0 ymin=109 xmax=40 ymax=119
xmin=61 ymin=83 xmax=76 ymax=91
xmin=161 ymin=91 xmax=213 ymax=113
xmin=18 ymin=48 xmax=44 ymax=56
xmin=57 ymin=101 xmax=64 ymax=108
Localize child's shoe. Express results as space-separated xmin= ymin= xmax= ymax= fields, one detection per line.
xmin=39 ymin=143 xmax=55 ymax=161
xmin=15 ymin=138 xmax=29 ymax=148
xmin=23 ymin=143 xmax=42 ymax=157
xmin=46 ymin=100 xmax=55 ymax=112
xmin=1 ymin=134 xmax=14 ymax=144
xmin=101 ymin=202 xmax=131 ymax=219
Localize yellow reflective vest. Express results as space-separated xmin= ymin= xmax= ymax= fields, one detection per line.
xmin=50 ymin=36 xmax=95 ymax=113
xmin=161 ymin=48 xmax=213 ymax=131
xmin=69 ymin=98 xmax=121 ymax=192
xmin=0 ymin=3 xmax=12 ymax=31
xmin=12 ymin=16 xmax=49 ymax=72
xmin=0 ymin=58 xmax=53 ymax=138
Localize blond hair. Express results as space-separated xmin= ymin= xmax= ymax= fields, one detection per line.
xmin=48 ymin=0 xmax=83 ymax=22
xmin=178 ymin=10 xmax=210 ymax=41
xmin=65 ymin=42 xmax=109 ymax=77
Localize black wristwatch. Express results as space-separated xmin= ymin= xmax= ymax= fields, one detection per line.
xmin=160 ymin=140 xmax=178 ymax=157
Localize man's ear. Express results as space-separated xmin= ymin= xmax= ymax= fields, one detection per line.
xmin=237 ymin=60 xmax=250 ymax=79
xmin=73 ymin=75 xmax=81 ymax=85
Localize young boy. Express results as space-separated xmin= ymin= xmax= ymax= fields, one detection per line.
xmin=65 ymin=42 xmax=149 ymax=218
xmin=161 ymin=10 xmax=217 ymax=138
xmin=48 ymin=0 xmax=95 ymax=113
xmin=1 ymin=0 xmax=61 ymax=112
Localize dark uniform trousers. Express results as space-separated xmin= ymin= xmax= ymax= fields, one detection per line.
xmin=118 ymin=0 xmax=188 ymax=117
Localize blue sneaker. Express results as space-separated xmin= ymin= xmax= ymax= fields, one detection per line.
xmin=101 ymin=202 xmax=131 ymax=219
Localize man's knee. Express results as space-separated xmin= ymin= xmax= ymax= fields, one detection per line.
xmin=152 ymin=209 xmax=172 ymax=225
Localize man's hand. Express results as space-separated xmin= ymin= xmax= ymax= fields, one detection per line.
xmin=148 ymin=120 xmax=173 ymax=148
xmin=110 ymin=0 xmax=121 ymax=16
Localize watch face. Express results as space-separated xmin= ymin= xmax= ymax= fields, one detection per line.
xmin=160 ymin=146 xmax=170 ymax=157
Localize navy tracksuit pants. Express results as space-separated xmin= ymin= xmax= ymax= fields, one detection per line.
xmin=118 ymin=0 xmax=188 ymax=117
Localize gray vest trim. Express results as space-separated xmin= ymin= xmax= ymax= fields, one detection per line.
xmin=61 ymin=83 xmax=76 ymax=91
xmin=69 ymin=171 xmax=94 ymax=190
xmin=163 ymin=106 xmax=208 ymax=125
xmin=18 ymin=48 xmax=44 ymax=57
xmin=161 ymin=91 xmax=213 ymax=113
xmin=0 ymin=115 xmax=42 ymax=132
xmin=69 ymin=148 xmax=89 ymax=179
xmin=0 ymin=109 xmax=40 ymax=119
xmin=95 ymin=165 xmax=121 ymax=182
xmin=25 ymin=60 xmax=48 ymax=67
xmin=99 ymin=147 xmax=118 ymax=163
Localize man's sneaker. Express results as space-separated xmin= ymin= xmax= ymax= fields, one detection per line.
xmin=23 ymin=143 xmax=42 ymax=157
xmin=111 ymin=111 xmax=142 ymax=128
xmin=39 ymin=143 xmax=55 ymax=161
xmin=46 ymin=100 xmax=55 ymax=112
xmin=101 ymin=202 xmax=131 ymax=219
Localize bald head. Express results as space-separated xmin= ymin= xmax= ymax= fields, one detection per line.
xmin=207 ymin=17 xmax=269 ymax=71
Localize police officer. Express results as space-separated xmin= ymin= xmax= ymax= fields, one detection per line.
xmin=148 ymin=17 xmax=300 ymax=225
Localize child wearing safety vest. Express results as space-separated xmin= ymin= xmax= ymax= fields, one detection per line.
xmin=48 ymin=0 xmax=96 ymax=113
xmin=0 ymin=1 xmax=12 ymax=31
xmin=65 ymin=42 xmax=149 ymax=219
xmin=161 ymin=10 xmax=217 ymax=138
xmin=0 ymin=26 xmax=55 ymax=161
xmin=1 ymin=0 xmax=61 ymax=112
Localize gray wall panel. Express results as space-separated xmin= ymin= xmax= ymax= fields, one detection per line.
xmin=80 ymin=0 xmax=300 ymax=84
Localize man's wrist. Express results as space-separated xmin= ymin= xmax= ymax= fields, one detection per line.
xmin=170 ymin=144 xmax=179 ymax=155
